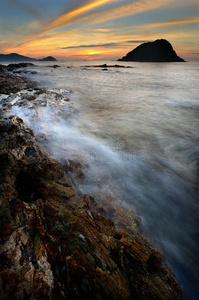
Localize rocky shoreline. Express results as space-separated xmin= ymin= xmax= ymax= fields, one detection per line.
xmin=0 ymin=64 xmax=184 ymax=299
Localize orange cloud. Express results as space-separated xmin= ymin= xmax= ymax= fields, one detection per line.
xmin=77 ymin=0 xmax=175 ymax=25
xmin=4 ymin=0 xmax=199 ymax=60
xmin=17 ymin=0 xmax=175 ymax=49
xmin=138 ymin=16 xmax=199 ymax=29
xmin=37 ymin=0 xmax=116 ymax=34
xmin=17 ymin=0 xmax=118 ymax=47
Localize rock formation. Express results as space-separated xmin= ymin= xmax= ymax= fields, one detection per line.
xmin=0 ymin=64 xmax=36 ymax=94
xmin=0 ymin=116 xmax=184 ymax=300
xmin=83 ymin=64 xmax=133 ymax=68
xmin=5 ymin=63 xmax=35 ymax=71
xmin=118 ymin=39 xmax=185 ymax=62
xmin=38 ymin=56 xmax=57 ymax=62
xmin=0 ymin=65 xmax=185 ymax=299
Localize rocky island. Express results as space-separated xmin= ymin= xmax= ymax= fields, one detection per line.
xmin=0 ymin=64 xmax=184 ymax=299
xmin=118 ymin=39 xmax=185 ymax=62
xmin=38 ymin=56 xmax=57 ymax=62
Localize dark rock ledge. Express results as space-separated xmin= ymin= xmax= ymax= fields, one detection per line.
xmin=0 ymin=64 xmax=36 ymax=94
xmin=0 ymin=66 xmax=184 ymax=300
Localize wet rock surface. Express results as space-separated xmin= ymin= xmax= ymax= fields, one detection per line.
xmin=0 ymin=64 xmax=36 ymax=94
xmin=6 ymin=63 xmax=35 ymax=71
xmin=0 ymin=67 xmax=184 ymax=299
xmin=0 ymin=116 xmax=184 ymax=300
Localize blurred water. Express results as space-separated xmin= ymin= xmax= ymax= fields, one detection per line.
xmin=23 ymin=61 xmax=199 ymax=299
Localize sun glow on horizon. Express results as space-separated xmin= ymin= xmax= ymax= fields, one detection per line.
xmin=1 ymin=0 xmax=199 ymax=60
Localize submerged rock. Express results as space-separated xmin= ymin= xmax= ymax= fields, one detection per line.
xmin=0 ymin=116 xmax=184 ymax=299
xmin=118 ymin=39 xmax=185 ymax=62
xmin=83 ymin=64 xmax=133 ymax=68
xmin=48 ymin=65 xmax=61 ymax=68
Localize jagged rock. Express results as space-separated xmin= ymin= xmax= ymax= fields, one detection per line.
xmin=118 ymin=39 xmax=185 ymax=62
xmin=0 ymin=64 xmax=36 ymax=94
xmin=0 ymin=65 xmax=6 ymax=73
xmin=0 ymin=116 xmax=184 ymax=299
xmin=6 ymin=63 xmax=35 ymax=71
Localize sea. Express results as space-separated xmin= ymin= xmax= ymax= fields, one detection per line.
xmin=4 ymin=60 xmax=199 ymax=299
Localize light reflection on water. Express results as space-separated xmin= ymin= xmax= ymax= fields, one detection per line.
xmin=24 ymin=61 xmax=199 ymax=299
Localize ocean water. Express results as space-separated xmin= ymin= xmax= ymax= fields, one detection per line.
xmin=11 ymin=60 xmax=199 ymax=299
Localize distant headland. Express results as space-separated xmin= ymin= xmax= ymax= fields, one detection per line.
xmin=118 ymin=39 xmax=185 ymax=62
xmin=0 ymin=53 xmax=57 ymax=62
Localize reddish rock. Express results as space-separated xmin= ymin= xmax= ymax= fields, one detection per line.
xmin=0 ymin=116 xmax=184 ymax=299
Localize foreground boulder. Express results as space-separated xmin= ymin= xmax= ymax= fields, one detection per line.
xmin=0 ymin=116 xmax=184 ymax=299
xmin=118 ymin=39 xmax=185 ymax=62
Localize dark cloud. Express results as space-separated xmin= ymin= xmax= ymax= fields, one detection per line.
xmin=8 ymin=0 xmax=42 ymax=20
xmin=61 ymin=43 xmax=120 ymax=49
xmin=61 ymin=40 xmax=148 ymax=49
xmin=126 ymin=40 xmax=148 ymax=43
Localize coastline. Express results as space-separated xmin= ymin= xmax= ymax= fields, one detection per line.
xmin=0 ymin=64 xmax=184 ymax=299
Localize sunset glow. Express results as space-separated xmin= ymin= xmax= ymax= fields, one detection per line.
xmin=0 ymin=0 xmax=199 ymax=60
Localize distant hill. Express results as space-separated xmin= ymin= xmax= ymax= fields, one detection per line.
xmin=0 ymin=53 xmax=36 ymax=62
xmin=118 ymin=39 xmax=185 ymax=62
xmin=38 ymin=56 xmax=57 ymax=61
xmin=0 ymin=53 xmax=57 ymax=62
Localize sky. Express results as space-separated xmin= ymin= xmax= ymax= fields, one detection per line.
xmin=0 ymin=0 xmax=199 ymax=60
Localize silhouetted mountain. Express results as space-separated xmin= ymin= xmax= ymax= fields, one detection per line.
xmin=0 ymin=53 xmax=57 ymax=63
xmin=38 ymin=56 xmax=57 ymax=61
xmin=118 ymin=39 xmax=185 ymax=62
xmin=0 ymin=53 xmax=36 ymax=62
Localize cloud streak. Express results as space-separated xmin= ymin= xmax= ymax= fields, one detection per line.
xmin=61 ymin=40 xmax=147 ymax=49
xmin=4 ymin=0 xmax=199 ymax=60
xmin=35 ymin=0 xmax=117 ymax=35
xmin=76 ymin=0 xmax=175 ymax=25
xmin=18 ymin=0 xmax=174 ymax=48
xmin=61 ymin=42 xmax=119 ymax=49
xmin=16 ymin=0 xmax=119 ymax=48
xmin=137 ymin=16 xmax=199 ymax=29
